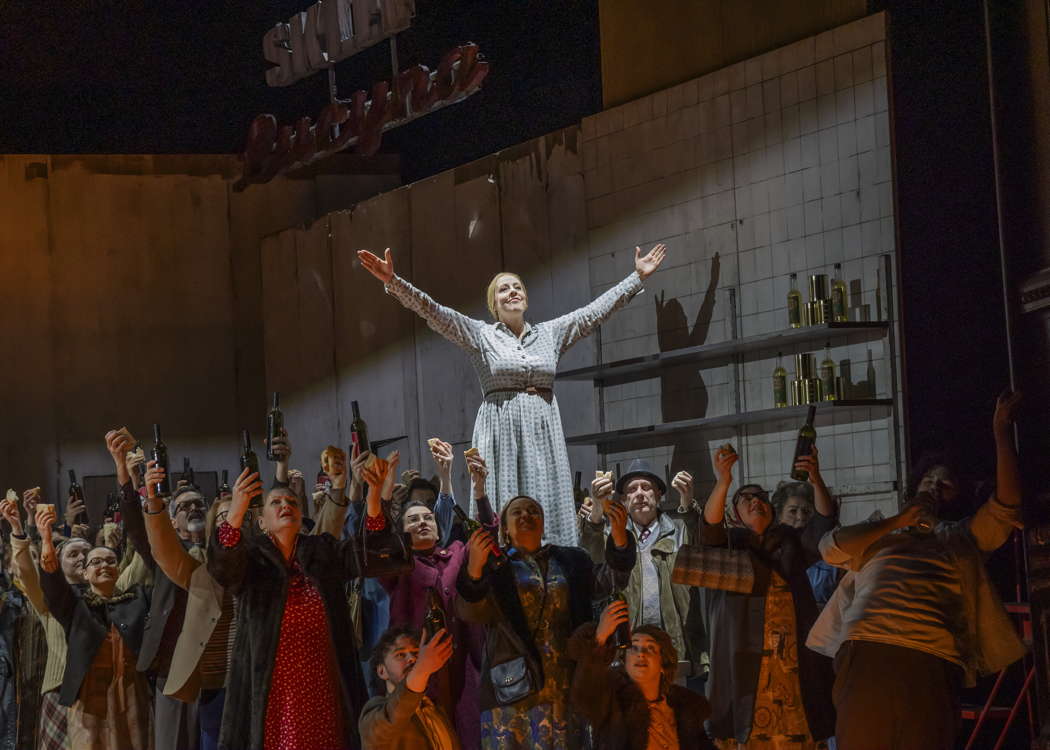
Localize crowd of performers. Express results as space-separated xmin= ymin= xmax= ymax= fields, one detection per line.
xmin=0 ymin=243 xmax=1028 ymax=750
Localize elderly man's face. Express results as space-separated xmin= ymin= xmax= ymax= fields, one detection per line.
xmin=624 ymin=478 xmax=661 ymax=526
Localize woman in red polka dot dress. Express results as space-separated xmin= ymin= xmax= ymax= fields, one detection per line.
xmin=208 ymin=455 xmax=403 ymax=750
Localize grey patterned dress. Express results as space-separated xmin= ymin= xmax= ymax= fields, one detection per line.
xmin=385 ymin=271 xmax=644 ymax=545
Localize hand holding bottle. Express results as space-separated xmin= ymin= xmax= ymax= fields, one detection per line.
xmin=466 ymin=527 xmax=496 ymax=580
xmin=144 ymin=460 xmax=169 ymax=501
xmin=64 ymin=496 xmax=86 ymax=528
xmin=228 ymin=467 xmax=263 ymax=530
xmin=596 ymin=599 xmax=630 ymax=647
xmin=793 ymin=447 xmax=823 ymax=485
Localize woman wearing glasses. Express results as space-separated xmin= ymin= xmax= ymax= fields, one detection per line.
xmin=36 ymin=504 xmax=152 ymax=750
xmin=698 ymin=446 xmax=836 ymax=750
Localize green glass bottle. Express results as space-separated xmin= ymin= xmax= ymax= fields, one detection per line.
xmin=787 ymin=273 xmax=803 ymax=328
xmin=773 ymin=352 xmax=788 ymax=408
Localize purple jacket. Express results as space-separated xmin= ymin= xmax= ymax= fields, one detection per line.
xmin=381 ymin=542 xmax=484 ymax=749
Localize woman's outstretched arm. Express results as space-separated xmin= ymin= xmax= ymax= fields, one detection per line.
xmin=549 ymin=244 xmax=667 ymax=353
xmin=358 ymin=247 xmax=483 ymax=352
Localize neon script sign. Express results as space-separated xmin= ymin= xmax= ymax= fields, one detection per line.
xmin=236 ymin=43 xmax=487 ymax=190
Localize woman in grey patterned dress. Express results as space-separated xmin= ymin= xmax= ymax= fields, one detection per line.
xmin=358 ymin=244 xmax=667 ymax=546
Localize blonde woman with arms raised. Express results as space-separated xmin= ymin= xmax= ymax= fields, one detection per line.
xmin=358 ymin=243 xmax=667 ymax=546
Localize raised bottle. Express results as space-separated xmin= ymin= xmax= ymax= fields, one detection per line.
xmin=67 ymin=469 xmax=88 ymax=525
xmin=451 ymin=503 xmax=504 ymax=564
xmin=240 ymin=430 xmax=259 ymax=477
xmin=773 ymin=352 xmax=788 ymax=408
xmin=151 ymin=424 xmax=171 ymax=496
xmin=266 ymin=391 xmax=283 ymax=461
xmin=789 ymin=405 xmax=818 ymax=481
xmin=351 ymin=400 xmax=370 ymax=457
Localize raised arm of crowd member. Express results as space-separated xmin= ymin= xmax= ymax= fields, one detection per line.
xmin=2 ymin=495 xmax=47 ymax=616
xmin=141 ymin=462 xmax=197 ymax=591
xmin=270 ymin=428 xmax=291 ymax=485
xmin=35 ymin=506 xmax=96 ymax=633
xmin=579 ymin=471 xmax=616 ymax=563
xmin=359 ymin=627 xmax=461 ymax=749
xmin=108 ymin=429 xmax=156 ymax=572
xmin=567 ymin=601 xmax=715 ymax=750
xmin=362 ymin=451 xmax=401 ymax=526
xmin=312 ymin=446 xmax=352 ymax=538
xmin=429 ymin=439 xmax=460 ymax=545
xmin=204 ymin=468 xmax=263 ymax=594
xmin=700 ymin=446 xmax=739 ymax=542
xmin=344 ymin=448 xmax=374 ymax=535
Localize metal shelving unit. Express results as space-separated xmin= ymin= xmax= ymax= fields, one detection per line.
xmin=567 ymin=254 xmax=905 ymax=501
xmin=565 ymin=399 xmax=893 ymax=449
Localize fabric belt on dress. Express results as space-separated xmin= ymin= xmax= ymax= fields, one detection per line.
xmin=484 ymin=386 xmax=553 ymax=398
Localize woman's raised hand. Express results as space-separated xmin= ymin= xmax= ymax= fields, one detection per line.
xmin=357 ymin=248 xmax=395 ymax=284
xmin=634 ymin=243 xmax=667 ymax=280
xmin=229 ymin=467 xmax=262 ymax=529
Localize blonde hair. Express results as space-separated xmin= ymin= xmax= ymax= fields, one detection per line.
xmin=320 ymin=445 xmax=344 ymax=474
xmin=486 ymin=273 xmax=526 ymax=320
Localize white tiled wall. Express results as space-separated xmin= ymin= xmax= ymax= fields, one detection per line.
xmin=579 ymin=12 xmax=902 ymax=519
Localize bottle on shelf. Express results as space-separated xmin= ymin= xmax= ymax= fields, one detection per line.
xmin=266 ymin=391 xmax=284 ymax=461
xmin=182 ymin=457 xmax=195 ymax=487
xmin=793 ymin=353 xmax=820 ymax=404
xmin=808 ymin=274 xmax=830 ymax=325
xmin=218 ymin=469 xmax=231 ymax=497
xmin=422 ymin=587 xmax=448 ymax=640
xmin=351 ymin=400 xmax=370 ymax=457
xmin=67 ymin=469 xmax=88 ymax=525
xmin=789 ymin=405 xmax=818 ymax=481
xmin=151 ymin=424 xmax=171 ymax=497
xmin=773 ymin=352 xmax=788 ymax=408
xmin=831 ymin=263 xmax=849 ymax=322
xmin=819 ymin=343 xmax=837 ymax=401
xmin=787 ymin=273 xmax=803 ymax=328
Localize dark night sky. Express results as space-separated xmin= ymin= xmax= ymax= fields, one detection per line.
xmin=0 ymin=0 xmax=601 ymax=182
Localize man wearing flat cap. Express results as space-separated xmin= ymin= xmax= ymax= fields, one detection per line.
xmin=581 ymin=459 xmax=706 ymax=685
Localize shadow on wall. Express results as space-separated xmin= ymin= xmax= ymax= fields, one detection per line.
xmin=654 ymin=253 xmax=721 ymax=500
